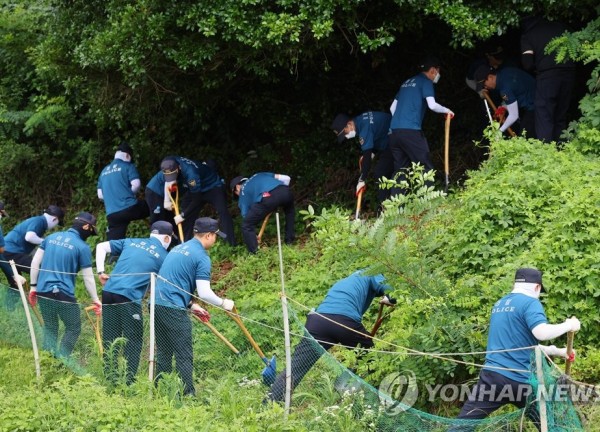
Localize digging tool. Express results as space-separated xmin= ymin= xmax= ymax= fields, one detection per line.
xmin=565 ymin=316 xmax=576 ymax=376
xmin=444 ymin=114 xmax=452 ymax=193
xmin=167 ymin=184 xmax=185 ymax=241
xmin=481 ymin=92 xmax=516 ymax=137
xmin=355 ymin=156 xmax=364 ymax=220
xmin=24 ymin=281 xmax=44 ymax=326
xmin=370 ymin=297 xmax=397 ymax=337
xmin=226 ymin=306 xmax=276 ymax=385
xmin=257 ymin=213 xmax=272 ymax=243
xmin=191 ymin=314 xmax=239 ymax=354
xmin=84 ymin=305 xmax=103 ymax=356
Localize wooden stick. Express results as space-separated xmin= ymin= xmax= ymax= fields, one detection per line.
xmin=84 ymin=305 xmax=103 ymax=356
xmin=168 ymin=187 xmax=185 ymax=241
xmin=565 ymin=315 xmax=576 ymax=376
xmin=192 ymin=314 xmax=239 ymax=354
xmin=370 ymin=304 xmax=385 ymax=336
xmin=226 ymin=306 xmax=266 ymax=360
xmin=482 ymin=92 xmax=516 ymax=137
xmin=355 ymin=189 xmax=364 ymax=220
xmin=257 ymin=213 xmax=272 ymax=243
xmin=535 ymin=347 xmax=549 ymax=432
xmin=444 ymin=115 xmax=451 ymax=193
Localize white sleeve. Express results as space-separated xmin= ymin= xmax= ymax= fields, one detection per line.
xmin=30 ymin=248 xmax=45 ymax=285
xmin=426 ymin=96 xmax=451 ymax=114
xmin=95 ymin=241 xmax=112 ymax=274
xmin=81 ymin=267 xmax=99 ymax=302
xmin=25 ymin=231 xmax=44 ymax=245
xmin=500 ymin=101 xmax=519 ymax=132
xmin=97 ymin=188 xmax=104 ymax=200
xmin=532 ymin=322 xmax=571 ymax=341
xmin=131 ymin=179 xmax=141 ymax=194
xmin=538 ymin=344 xmax=568 ymax=358
xmin=195 ymin=279 xmax=224 ymax=307
xmin=390 ymin=99 xmax=397 ymax=115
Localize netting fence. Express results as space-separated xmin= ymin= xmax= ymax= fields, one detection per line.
xmin=1 ymin=262 xmax=590 ymax=431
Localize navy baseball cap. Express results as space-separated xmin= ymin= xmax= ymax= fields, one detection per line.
xmin=150 ymin=221 xmax=174 ymax=236
xmin=514 ymin=267 xmax=544 ymax=291
xmin=44 ymin=205 xmax=65 ymax=226
xmin=474 ymin=65 xmax=494 ymax=92
xmin=418 ymin=55 xmax=441 ymax=71
xmin=0 ymin=201 xmax=7 ymax=217
xmin=161 ymin=157 xmax=179 ymax=182
xmin=230 ymin=176 xmax=247 ymax=192
xmin=193 ymin=217 xmax=227 ymax=238
xmin=74 ymin=212 xmax=98 ymax=235
xmin=331 ymin=114 xmax=351 ymax=143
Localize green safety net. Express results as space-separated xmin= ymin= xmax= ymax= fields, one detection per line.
xmin=0 ymin=282 xmax=585 ymax=431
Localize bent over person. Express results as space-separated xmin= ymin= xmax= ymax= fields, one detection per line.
xmin=28 ymin=212 xmax=101 ymax=358
xmin=97 ymin=142 xmax=149 ymax=241
xmin=230 ymin=172 xmax=295 ymax=253
xmin=95 ymin=221 xmax=173 ymax=384
xmin=154 ymin=217 xmax=235 ymax=396
xmin=268 ymin=270 xmax=393 ymax=402
xmin=453 ymin=268 xmax=580 ymax=431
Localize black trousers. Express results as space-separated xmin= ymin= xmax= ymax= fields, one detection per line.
xmin=154 ymin=305 xmax=195 ymax=396
xmin=268 ymin=313 xmax=373 ymax=402
xmin=388 ymin=129 xmax=435 ymax=197
xmin=3 ymin=251 xmax=33 ymax=288
xmin=37 ymin=290 xmax=81 ymax=357
xmin=145 ymin=188 xmax=176 ymax=225
xmin=106 ymin=200 xmax=149 ymax=241
xmin=242 ymin=185 xmax=294 ymax=253
xmin=373 ymin=147 xmax=395 ymax=204
xmin=535 ymin=68 xmax=576 ymax=143
xmin=453 ymin=369 xmax=540 ymax=431
xmin=102 ymin=291 xmax=143 ymax=385
xmin=180 ymin=185 xmax=236 ymax=245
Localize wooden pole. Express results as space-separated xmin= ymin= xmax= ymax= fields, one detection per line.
xmin=535 ymin=346 xmax=549 ymax=432
xmin=276 ymin=212 xmax=292 ymax=417
xmin=192 ymin=314 xmax=239 ymax=354
xmin=444 ymin=115 xmax=451 ymax=193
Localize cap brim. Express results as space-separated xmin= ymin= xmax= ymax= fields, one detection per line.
xmin=163 ymin=172 xmax=178 ymax=182
xmin=216 ymin=231 xmax=227 ymax=239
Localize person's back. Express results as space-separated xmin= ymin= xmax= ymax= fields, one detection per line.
xmin=98 ymin=158 xmax=140 ymax=215
xmin=4 ymin=215 xmax=47 ymax=255
xmin=496 ymin=67 xmax=536 ymax=112
xmin=390 ymin=73 xmax=433 ymax=130
xmin=521 ymin=17 xmax=575 ymax=73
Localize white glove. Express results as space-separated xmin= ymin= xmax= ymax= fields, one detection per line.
xmin=356 ymin=180 xmax=366 ymax=196
xmin=565 ymin=317 xmax=581 ymax=332
xmin=446 ymin=110 xmax=455 ymax=119
xmin=174 ymin=214 xmax=184 ymax=225
xmin=277 ymin=174 xmax=291 ymax=186
xmin=379 ymin=295 xmax=395 ymax=306
xmin=13 ymin=274 xmax=27 ymax=287
xmin=163 ymin=181 xmax=176 ymax=210
xmin=222 ymin=298 xmax=234 ymax=311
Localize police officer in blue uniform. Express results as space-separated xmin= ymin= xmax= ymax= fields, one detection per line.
xmin=160 ymin=156 xmax=235 ymax=245
xmin=230 ymin=172 xmax=295 ymax=253
xmin=95 ymin=220 xmax=173 ymax=384
xmin=474 ymin=65 xmax=536 ymax=137
xmin=389 ymin=56 xmax=454 ymax=197
xmin=521 ymin=16 xmax=576 ymax=143
xmin=4 ymin=205 xmax=65 ymax=286
xmin=154 ymin=217 xmax=234 ymax=396
xmin=28 ymin=212 xmax=101 ymax=358
xmin=97 ymin=142 xmax=149 ymax=241
xmin=268 ymin=270 xmax=394 ymax=402
xmin=0 ymin=202 xmax=28 ymax=306
xmin=453 ymin=268 xmax=580 ymax=430
xmin=331 ymin=111 xmax=394 ymax=206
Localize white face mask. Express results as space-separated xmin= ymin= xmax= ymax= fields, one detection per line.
xmin=433 ymin=72 xmax=441 ymax=84
xmin=345 ymin=130 xmax=356 ymax=139
xmin=151 ymin=233 xmax=172 ymax=250
xmin=47 ymin=217 xmax=59 ymax=230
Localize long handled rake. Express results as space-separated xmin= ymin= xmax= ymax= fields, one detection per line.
xmin=191 ymin=314 xmax=240 ymax=354
xmin=565 ymin=316 xmax=577 ymax=376
xmin=84 ymin=305 xmax=103 ymax=357
xmin=226 ymin=306 xmax=276 ymax=385
xmin=167 ymin=184 xmax=185 ymax=241
xmin=444 ymin=114 xmax=452 ymax=193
